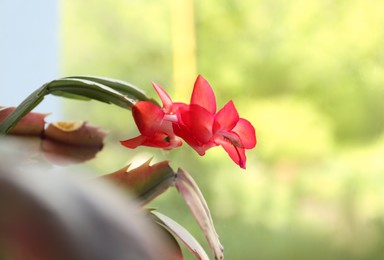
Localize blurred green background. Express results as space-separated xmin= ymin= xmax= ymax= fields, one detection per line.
xmin=61 ymin=0 xmax=384 ymax=259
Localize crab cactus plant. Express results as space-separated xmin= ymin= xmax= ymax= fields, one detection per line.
xmin=0 ymin=75 xmax=256 ymax=260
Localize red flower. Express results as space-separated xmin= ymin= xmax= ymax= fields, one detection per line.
xmin=173 ymin=76 xmax=256 ymax=169
xmin=121 ymin=75 xmax=256 ymax=169
xmin=120 ymin=83 xmax=183 ymax=149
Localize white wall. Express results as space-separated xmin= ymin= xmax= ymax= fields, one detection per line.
xmin=0 ymin=0 xmax=60 ymax=120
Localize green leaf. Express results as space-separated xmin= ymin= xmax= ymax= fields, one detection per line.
xmin=103 ymin=159 xmax=175 ymax=205
xmin=46 ymin=78 xmax=135 ymax=108
xmin=0 ymin=107 xmax=47 ymax=135
xmin=0 ymin=87 xmax=46 ymax=135
xmin=0 ymin=76 xmax=157 ymax=135
xmin=64 ymin=76 xmax=159 ymax=105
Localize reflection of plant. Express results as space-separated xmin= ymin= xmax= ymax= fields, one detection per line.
xmin=0 ymin=75 xmax=256 ymax=259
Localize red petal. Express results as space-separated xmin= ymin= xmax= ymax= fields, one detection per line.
xmin=190 ymin=75 xmax=216 ymax=114
xmin=214 ymin=136 xmax=247 ymax=169
xmin=176 ymin=104 xmax=214 ymax=144
xmin=171 ymin=102 xmax=188 ymax=114
xmin=173 ymin=123 xmax=205 ymax=155
xmin=120 ymin=135 xmax=146 ymax=148
xmin=219 ymin=131 xmax=243 ymax=148
xmin=132 ymin=102 xmax=164 ymax=136
xmin=232 ymin=118 xmax=256 ymax=149
xmin=152 ymin=82 xmax=173 ymax=113
xmin=213 ymin=100 xmax=239 ymax=133
xmin=173 ymin=104 xmax=217 ymax=155
xmin=121 ymin=133 xmax=181 ymax=149
xmin=142 ymin=132 xmax=177 ymax=148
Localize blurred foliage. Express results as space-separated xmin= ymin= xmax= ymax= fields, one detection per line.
xmin=61 ymin=0 xmax=384 ymax=259
xmin=195 ymin=0 xmax=384 ymax=143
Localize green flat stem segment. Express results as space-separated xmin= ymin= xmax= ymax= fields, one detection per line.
xmin=0 ymin=77 xmax=157 ymax=135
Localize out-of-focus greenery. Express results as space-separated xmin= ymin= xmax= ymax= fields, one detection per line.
xmin=62 ymin=0 xmax=384 ymax=259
